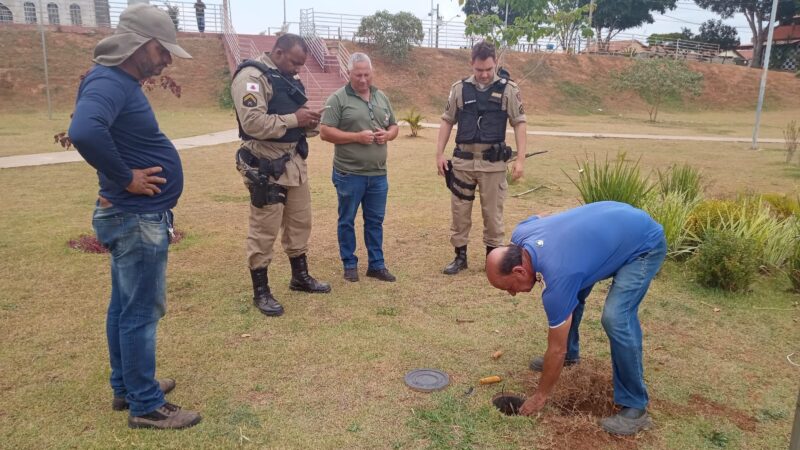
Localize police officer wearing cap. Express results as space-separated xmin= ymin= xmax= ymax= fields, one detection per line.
xmin=435 ymin=40 xmax=528 ymax=275
xmin=231 ymin=34 xmax=331 ymax=318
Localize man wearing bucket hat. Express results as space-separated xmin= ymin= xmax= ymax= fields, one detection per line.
xmin=485 ymin=202 xmax=666 ymax=435
xmin=68 ymin=4 xmax=201 ymax=430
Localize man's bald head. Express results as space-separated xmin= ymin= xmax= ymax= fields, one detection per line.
xmin=486 ymin=244 xmax=536 ymax=295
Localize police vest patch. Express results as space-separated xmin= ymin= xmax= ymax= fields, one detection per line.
xmin=242 ymin=93 xmax=257 ymax=108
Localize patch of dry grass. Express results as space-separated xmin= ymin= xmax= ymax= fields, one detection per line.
xmin=0 ymin=129 xmax=798 ymax=448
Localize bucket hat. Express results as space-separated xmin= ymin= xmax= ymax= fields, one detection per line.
xmin=93 ymin=3 xmax=192 ymax=67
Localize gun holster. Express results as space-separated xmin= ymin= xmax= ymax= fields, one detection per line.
xmin=444 ymin=160 xmax=477 ymax=201
xmin=296 ymin=135 xmax=309 ymax=160
xmin=237 ymin=148 xmax=289 ymax=207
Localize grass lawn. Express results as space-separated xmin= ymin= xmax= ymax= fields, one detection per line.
xmin=0 ymin=127 xmax=798 ymax=449
xmin=0 ymin=107 xmax=236 ymax=158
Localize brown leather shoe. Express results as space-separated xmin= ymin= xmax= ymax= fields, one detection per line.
xmin=128 ymin=402 xmax=202 ymax=430
xmin=112 ymin=378 xmax=176 ymax=411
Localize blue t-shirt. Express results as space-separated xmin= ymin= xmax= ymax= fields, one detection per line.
xmin=511 ymin=201 xmax=664 ymax=328
xmin=69 ymin=65 xmax=183 ymax=213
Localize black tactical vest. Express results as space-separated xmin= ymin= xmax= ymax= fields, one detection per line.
xmin=233 ymin=60 xmax=307 ymax=143
xmin=455 ymin=78 xmax=509 ymax=145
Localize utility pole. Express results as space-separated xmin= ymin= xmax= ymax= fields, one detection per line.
xmin=587 ymin=0 xmax=594 ymax=52
xmin=751 ymin=0 xmax=780 ymax=150
xmin=434 ymin=4 xmax=440 ymax=48
xmin=37 ymin=0 xmax=52 ymax=119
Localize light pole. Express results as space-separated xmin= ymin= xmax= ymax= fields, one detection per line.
xmin=437 ymin=13 xmax=460 ymax=49
xmin=751 ymin=0 xmax=780 ymax=150
xmin=37 ymin=0 xmax=52 ymax=119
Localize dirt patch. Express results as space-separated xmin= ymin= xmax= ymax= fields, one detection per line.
xmin=518 ymin=359 xmax=648 ymax=449
xmin=654 ymin=393 xmax=758 ymax=432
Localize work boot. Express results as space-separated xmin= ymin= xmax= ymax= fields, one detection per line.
xmin=443 ymin=245 xmax=468 ymax=275
xmin=250 ymin=268 xmax=284 ymax=317
xmin=599 ymin=407 xmax=652 ymax=435
xmin=366 ymin=268 xmax=396 ymax=282
xmin=128 ymin=402 xmax=202 ymax=430
xmin=289 ymin=254 xmax=331 ymax=293
xmin=529 ymin=355 xmax=580 ymax=372
xmin=486 ymin=246 xmax=497 ymax=257
xmin=112 ymin=378 xmax=176 ymax=411
xmin=343 ymin=267 xmax=359 ymax=282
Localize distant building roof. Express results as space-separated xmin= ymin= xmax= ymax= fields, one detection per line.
xmin=772 ymin=23 xmax=800 ymax=42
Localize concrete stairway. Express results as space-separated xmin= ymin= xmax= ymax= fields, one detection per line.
xmin=227 ymin=34 xmax=344 ymax=110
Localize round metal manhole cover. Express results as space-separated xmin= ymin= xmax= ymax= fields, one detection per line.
xmin=404 ymin=368 xmax=450 ymax=392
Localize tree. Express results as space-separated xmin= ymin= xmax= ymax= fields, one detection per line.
xmin=461 ymin=0 xmax=522 ymax=24
xmin=588 ymin=0 xmax=678 ymax=51
xmin=695 ymin=0 xmax=797 ymax=67
xmin=542 ymin=0 xmax=593 ymax=52
xmin=356 ymin=11 xmax=424 ymax=62
xmin=647 ymin=28 xmax=694 ymax=46
xmin=697 ymin=19 xmax=740 ymax=51
xmin=614 ymin=59 xmax=703 ymax=122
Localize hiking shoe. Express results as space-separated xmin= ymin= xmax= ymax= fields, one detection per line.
xmin=528 ymin=356 xmax=580 ymax=372
xmin=366 ymin=268 xmax=396 ymax=282
xmin=128 ymin=402 xmax=202 ymax=430
xmin=599 ymin=408 xmax=652 ymax=435
xmin=112 ymin=378 xmax=176 ymax=411
xmin=343 ymin=268 xmax=359 ymax=282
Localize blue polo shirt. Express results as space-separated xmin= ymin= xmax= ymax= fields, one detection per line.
xmin=69 ymin=65 xmax=183 ymax=213
xmin=510 ymin=201 xmax=664 ymax=328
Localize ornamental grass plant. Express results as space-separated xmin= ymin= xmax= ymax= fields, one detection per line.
xmin=643 ymin=191 xmax=698 ymax=257
xmin=564 ymin=152 xmax=653 ymax=208
xmin=656 ymin=163 xmax=703 ymax=203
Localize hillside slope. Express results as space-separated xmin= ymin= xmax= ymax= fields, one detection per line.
xmin=363 ymin=45 xmax=800 ymax=117
xmin=0 ymin=25 xmax=228 ymax=112
xmin=2 ymin=26 xmax=799 ymax=119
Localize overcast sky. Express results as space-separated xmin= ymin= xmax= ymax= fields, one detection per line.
xmin=229 ymin=0 xmax=756 ymax=45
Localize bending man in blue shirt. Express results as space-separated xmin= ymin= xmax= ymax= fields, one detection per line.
xmin=69 ymin=4 xmax=200 ymax=430
xmin=485 ymin=201 xmax=666 ymax=435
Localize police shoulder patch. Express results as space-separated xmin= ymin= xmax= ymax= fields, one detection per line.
xmin=242 ymin=93 xmax=257 ymax=108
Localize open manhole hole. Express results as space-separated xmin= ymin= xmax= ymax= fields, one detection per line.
xmin=492 ymin=392 xmax=525 ymax=416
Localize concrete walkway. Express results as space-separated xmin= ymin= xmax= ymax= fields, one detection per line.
xmin=0 ymin=125 xmax=782 ymax=169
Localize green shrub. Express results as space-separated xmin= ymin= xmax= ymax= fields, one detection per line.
xmin=564 ymin=152 xmax=653 ymax=208
xmin=787 ymin=239 xmax=800 ymax=293
xmin=398 ymin=108 xmax=424 ymax=137
xmin=656 ymin=163 xmax=703 ymax=203
xmin=761 ymin=193 xmax=800 ymax=220
xmin=643 ymin=191 xmax=698 ymax=257
xmin=691 ymin=229 xmax=759 ymax=292
xmin=686 ymin=197 xmax=797 ymax=270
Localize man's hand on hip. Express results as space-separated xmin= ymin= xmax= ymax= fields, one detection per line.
xmin=127 ymin=166 xmax=166 ymax=196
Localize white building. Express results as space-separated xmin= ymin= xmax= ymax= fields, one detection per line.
xmin=0 ymin=0 xmax=112 ymax=27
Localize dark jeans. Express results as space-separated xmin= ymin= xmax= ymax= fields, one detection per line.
xmin=566 ymin=236 xmax=667 ymax=410
xmin=93 ymin=205 xmax=171 ymax=416
xmin=196 ymin=16 xmax=205 ymax=32
xmin=332 ymin=169 xmax=388 ymax=270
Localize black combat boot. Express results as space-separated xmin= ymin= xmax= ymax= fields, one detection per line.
xmin=289 ymin=254 xmax=332 ymax=293
xmin=486 ymin=245 xmax=497 ymax=257
xmin=250 ymin=268 xmax=284 ymax=317
xmin=443 ymin=245 xmax=468 ymax=275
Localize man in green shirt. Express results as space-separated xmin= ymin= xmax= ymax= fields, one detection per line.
xmin=320 ymin=52 xmax=399 ymax=282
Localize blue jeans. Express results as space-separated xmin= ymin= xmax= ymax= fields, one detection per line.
xmin=566 ymin=236 xmax=667 ymax=410
xmin=93 ymin=205 xmax=171 ymax=416
xmin=332 ymin=170 xmax=388 ymax=270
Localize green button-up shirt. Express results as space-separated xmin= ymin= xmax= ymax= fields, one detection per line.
xmin=321 ymin=84 xmax=397 ymax=176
